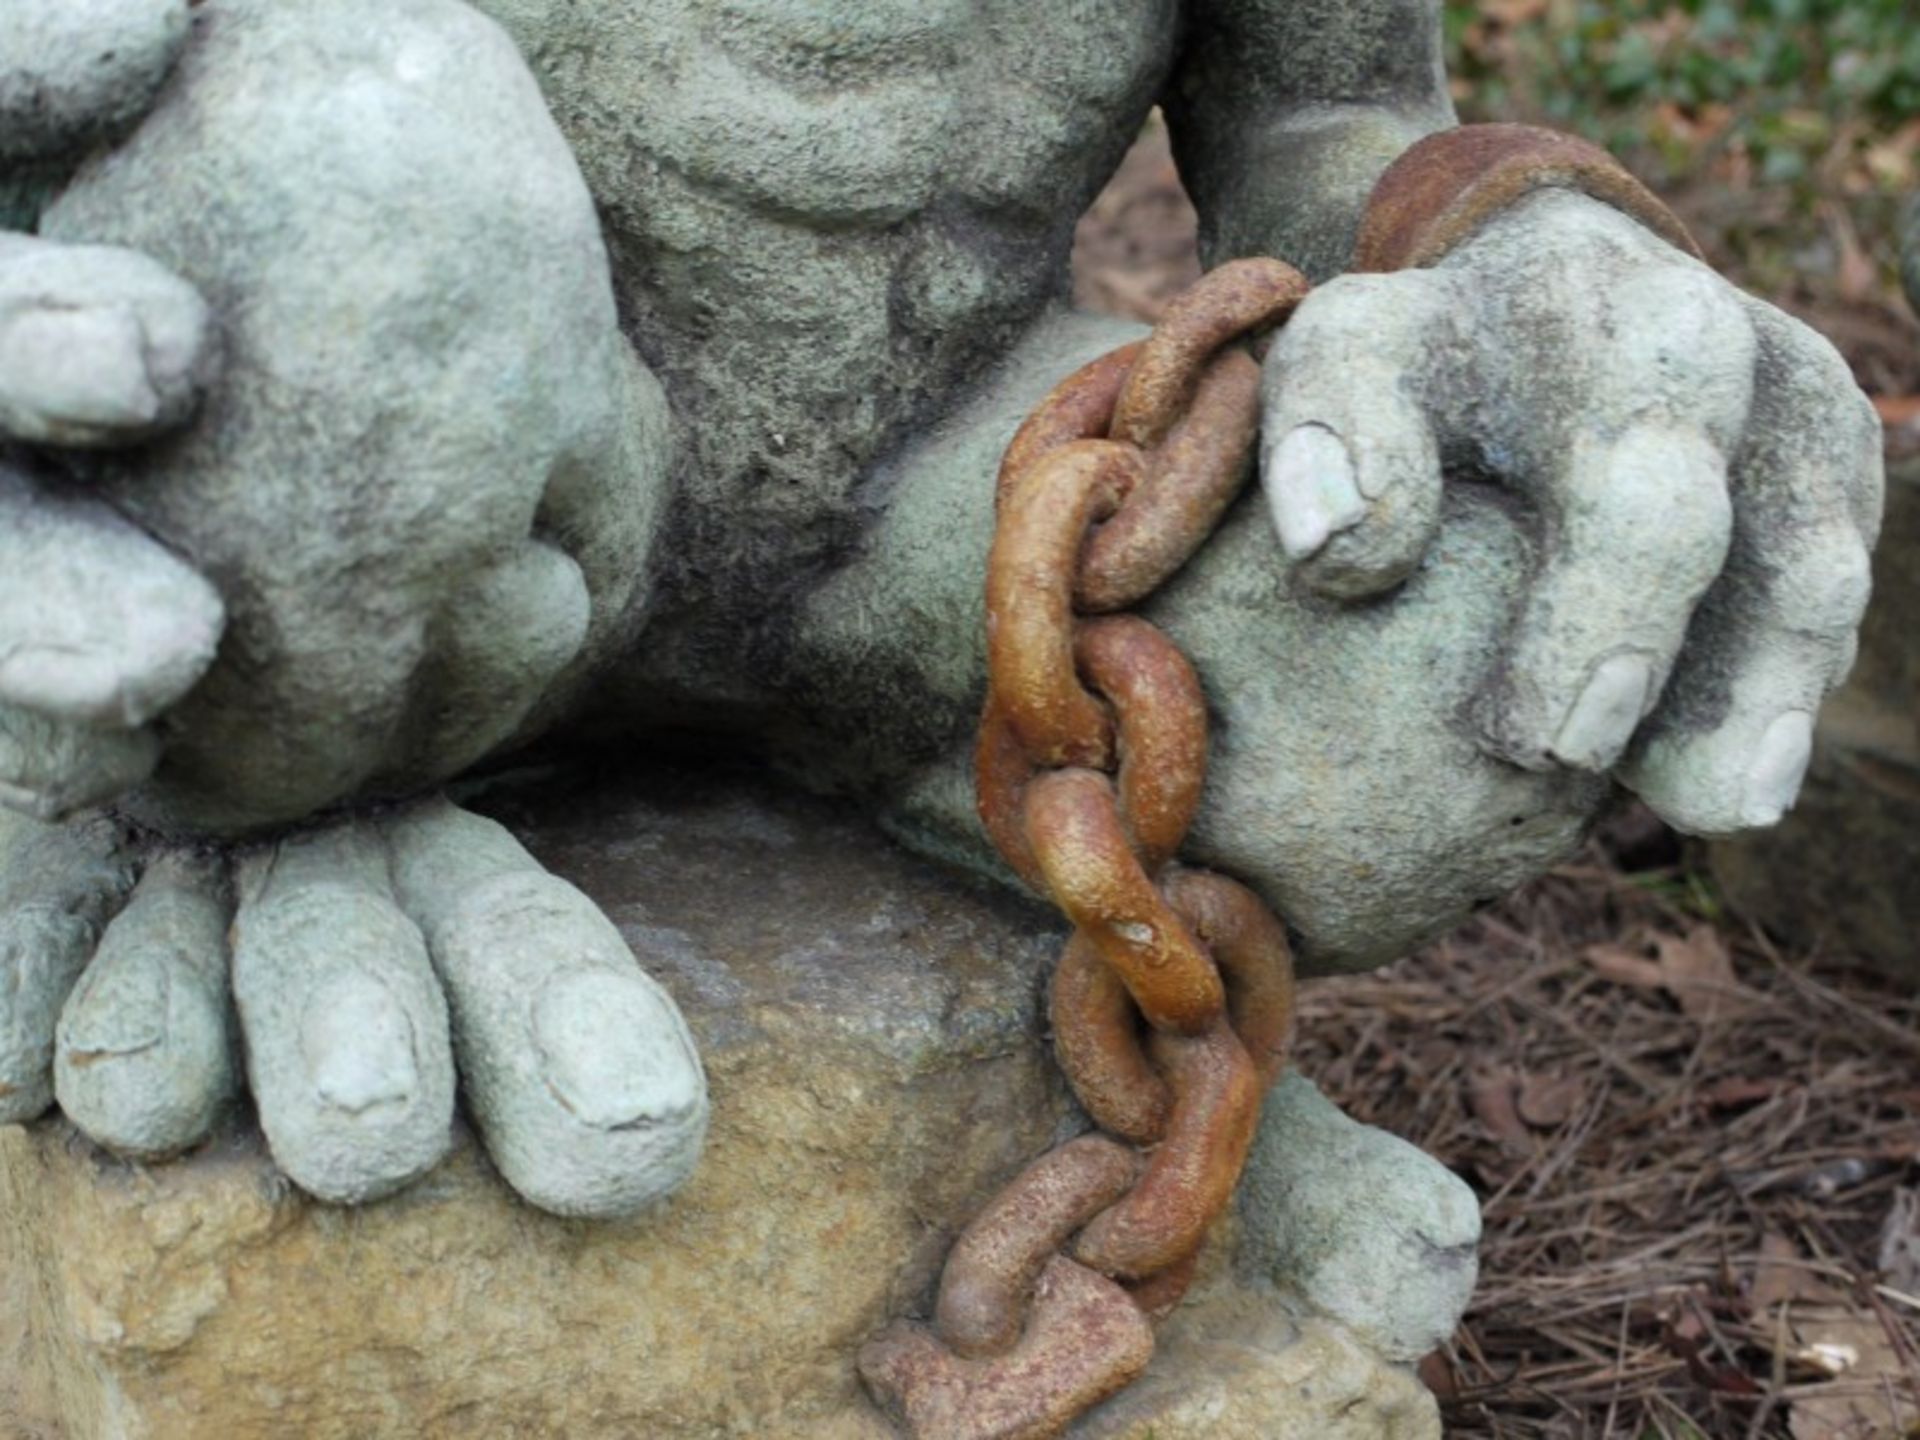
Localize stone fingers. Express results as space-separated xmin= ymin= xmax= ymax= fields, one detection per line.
xmin=1462 ymin=250 xmax=1760 ymax=774
xmin=0 ymin=703 xmax=161 ymax=821
xmin=0 ymin=809 xmax=134 ymax=1122
xmin=0 ymin=228 xmax=224 ymax=832
xmin=0 ymin=462 xmax=224 ymax=821
xmin=1471 ymin=424 xmax=1734 ymax=772
xmin=55 ymin=851 xmax=237 ymax=1159
xmin=232 ymin=824 xmax=455 ymax=1204
xmin=0 ymin=235 xmax=216 ymax=448
xmin=382 ymin=796 xmax=708 ymax=1219
xmin=412 ymin=539 xmax=591 ymax=778
xmin=1260 ymin=270 xmax=1458 ymax=597
xmin=0 ymin=0 xmax=190 ymax=163
xmin=12 ymin=793 xmax=709 ymax=1220
xmin=1620 ymin=302 xmax=1884 ymax=835
xmin=0 ymin=463 xmax=225 ymax=731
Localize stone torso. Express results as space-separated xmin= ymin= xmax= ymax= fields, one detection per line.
xmin=475 ymin=0 xmax=1180 ymax=713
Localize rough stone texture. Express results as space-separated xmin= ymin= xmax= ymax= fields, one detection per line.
xmin=0 ymin=0 xmax=1882 ymax=934
xmin=0 ymin=763 xmax=1437 ymax=1439
xmin=0 ymin=235 xmax=216 ymax=452
xmin=799 ymin=307 xmax=1612 ymax=978
xmin=1240 ymin=1072 xmax=1481 ymax=1362
xmin=0 ymin=0 xmax=189 ymax=162
xmin=38 ymin=0 xmax=670 ymax=835
xmin=1711 ymin=455 xmax=1920 ymax=982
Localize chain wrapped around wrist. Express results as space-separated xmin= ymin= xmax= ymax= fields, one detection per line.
xmin=861 ymin=121 xmax=1687 ymax=1440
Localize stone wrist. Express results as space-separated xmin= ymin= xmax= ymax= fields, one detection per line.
xmin=1351 ymin=122 xmax=1701 ymax=272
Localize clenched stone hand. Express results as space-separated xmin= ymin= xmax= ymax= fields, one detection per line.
xmin=0 ymin=0 xmax=1883 ymax=1218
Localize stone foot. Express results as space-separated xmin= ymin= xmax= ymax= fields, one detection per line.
xmin=2 ymin=796 xmax=707 ymax=1217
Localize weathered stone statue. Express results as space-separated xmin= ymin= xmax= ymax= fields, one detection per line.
xmin=0 ymin=0 xmax=1885 ymax=1433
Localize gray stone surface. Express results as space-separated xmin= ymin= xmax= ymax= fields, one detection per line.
xmin=0 ymin=460 xmax=223 ymax=726
xmin=0 ymin=0 xmax=189 ymax=162
xmin=385 ymin=797 xmax=709 ymax=1219
xmin=1 ymin=787 xmax=713 ymax=1219
xmin=229 ymin=824 xmax=457 ymax=1206
xmin=0 ymin=809 xmax=131 ymax=1123
xmin=53 ymin=852 xmax=236 ymax=1161
xmin=38 ymin=0 xmax=670 ymax=835
xmin=1241 ymin=1072 xmax=1481 ymax=1363
xmin=799 ymin=308 xmax=1611 ymax=976
xmin=1 ymin=764 xmax=1440 ymax=1439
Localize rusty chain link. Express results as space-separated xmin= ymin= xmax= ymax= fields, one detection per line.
xmin=862 ymin=258 xmax=1311 ymax=1440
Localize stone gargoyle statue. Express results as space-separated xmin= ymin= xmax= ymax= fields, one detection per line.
xmin=0 ymin=0 xmax=1881 ymax=1299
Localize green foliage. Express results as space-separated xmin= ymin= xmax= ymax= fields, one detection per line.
xmin=1444 ymin=0 xmax=1918 ymax=316
xmin=1447 ymin=0 xmax=1918 ymax=157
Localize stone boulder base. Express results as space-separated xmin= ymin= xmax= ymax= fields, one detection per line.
xmin=1 ymin=763 xmax=1437 ymax=1438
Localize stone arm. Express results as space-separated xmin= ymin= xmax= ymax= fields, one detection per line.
xmin=1168 ymin=0 xmax=1457 ymax=278
xmin=1154 ymin=0 xmax=1883 ymax=846
xmin=793 ymin=0 xmax=1878 ymax=982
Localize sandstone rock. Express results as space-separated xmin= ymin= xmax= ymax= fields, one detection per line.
xmin=1 ymin=762 xmax=1439 ymax=1438
xmin=1711 ymin=455 xmax=1920 ymax=983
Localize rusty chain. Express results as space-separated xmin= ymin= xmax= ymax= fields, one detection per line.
xmin=862 ymin=258 xmax=1311 ymax=1440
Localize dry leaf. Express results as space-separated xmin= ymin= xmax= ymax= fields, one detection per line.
xmin=1516 ymin=1071 xmax=1583 ymax=1129
xmin=1585 ymin=927 xmax=1759 ymax=1021
xmin=1876 ymin=395 xmax=1920 ymax=427
xmin=1821 ymin=201 xmax=1878 ymax=306
xmin=1785 ymin=1306 xmax=1914 ymax=1439
xmin=1481 ymin=0 xmax=1546 ymax=24
xmin=1754 ymin=1231 xmax=1805 ymax=1312
xmin=1583 ymin=941 xmax=1665 ymax=990
xmin=1700 ymin=1076 xmax=1785 ymax=1111
xmin=1661 ymin=1296 xmax=1764 ymax=1396
xmin=1655 ymin=926 xmax=1758 ymax=1022
xmin=1467 ymin=1065 xmax=1530 ymax=1147
xmin=1751 ymin=1231 xmax=1843 ymax=1313
xmin=1416 ymin=1350 xmax=1457 ymax=1400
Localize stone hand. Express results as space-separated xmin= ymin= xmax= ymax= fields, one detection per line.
xmin=0 ymin=0 xmax=225 ymax=818
xmin=1262 ymin=189 xmax=1883 ymax=836
xmin=1 ymin=0 xmax=667 ymax=836
xmin=0 ymin=0 xmax=706 ymax=1219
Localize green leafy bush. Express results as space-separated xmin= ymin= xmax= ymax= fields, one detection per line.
xmin=1445 ymin=0 xmax=1918 ymax=324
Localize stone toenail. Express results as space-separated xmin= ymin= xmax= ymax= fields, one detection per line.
xmin=300 ymin=973 xmax=418 ymax=1114
xmin=60 ymin=962 xmax=168 ymax=1061
xmin=1550 ymin=652 xmax=1654 ymax=771
xmin=1741 ymin=710 xmax=1814 ymax=828
xmin=533 ymin=970 xmax=700 ymax=1130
